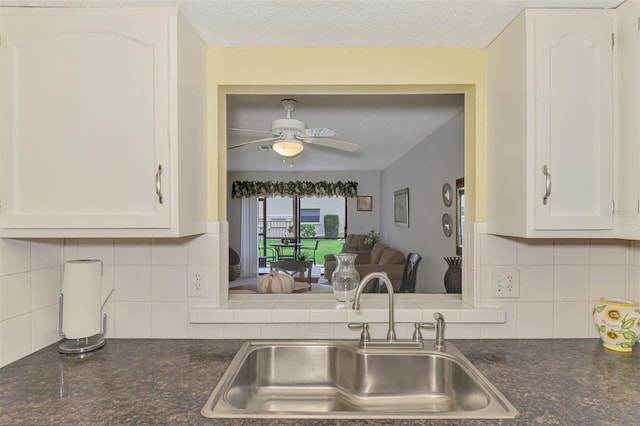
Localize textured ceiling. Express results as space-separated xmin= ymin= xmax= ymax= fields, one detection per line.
xmin=1 ymin=0 xmax=624 ymax=48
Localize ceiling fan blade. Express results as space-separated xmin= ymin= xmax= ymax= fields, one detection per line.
xmin=227 ymin=137 xmax=279 ymax=150
xmin=303 ymin=128 xmax=337 ymax=138
xmin=305 ymin=137 xmax=359 ymax=152
xmin=228 ymin=127 xmax=275 ymax=136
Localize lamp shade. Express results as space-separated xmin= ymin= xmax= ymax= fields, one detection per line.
xmin=272 ymin=139 xmax=304 ymax=157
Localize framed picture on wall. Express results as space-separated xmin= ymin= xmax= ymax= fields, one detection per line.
xmin=393 ymin=188 xmax=409 ymax=227
xmin=357 ymin=195 xmax=373 ymax=211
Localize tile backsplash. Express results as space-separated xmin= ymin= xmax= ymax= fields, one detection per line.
xmin=0 ymin=227 xmax=222 ymax=367
xmin=1 ymin=239 xmax=63 ymax=366
xmin=1 ymin=222 xmax=639 ymax=367
xmin=474 ymin=225 xmax=632 ymax=340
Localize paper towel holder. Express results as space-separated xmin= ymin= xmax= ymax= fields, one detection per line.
xmin=57 ymin=290 xmax=112 ymax=354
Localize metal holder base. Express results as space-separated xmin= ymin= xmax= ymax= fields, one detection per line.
xmin=58 ymin=334 xmax=105 ymax=354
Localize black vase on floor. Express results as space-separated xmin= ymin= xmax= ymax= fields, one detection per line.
xmin=443 ymin=256 xmax=462 ymax=293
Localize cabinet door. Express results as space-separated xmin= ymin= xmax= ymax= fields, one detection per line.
xmin=532 ymin=13 xmax=614 ymax=230
xmin=0 ymin=10 xmax=171 ymax=229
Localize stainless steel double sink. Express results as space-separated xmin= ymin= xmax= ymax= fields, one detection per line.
xmin=201 ymin=340 xmax=518 ymax=419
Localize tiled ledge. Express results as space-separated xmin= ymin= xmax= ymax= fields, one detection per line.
xmin=189 ymin=293 xmax=506 ymax=324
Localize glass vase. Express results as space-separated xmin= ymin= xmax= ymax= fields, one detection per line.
xmin=331 ymin=253 xmax=360 ymax=303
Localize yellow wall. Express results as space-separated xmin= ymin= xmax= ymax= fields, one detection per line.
xmin=207 ymin=48 xmax=486 ymax=222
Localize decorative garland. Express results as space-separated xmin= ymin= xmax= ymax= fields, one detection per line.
xmin=232 ymin=180 xmax=358 ymax=198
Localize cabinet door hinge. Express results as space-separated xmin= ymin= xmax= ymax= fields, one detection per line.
xmin=612 ymin=200 xmax=615 ymax=216
xmin=611 ymin=33 xmax=614 ymax=49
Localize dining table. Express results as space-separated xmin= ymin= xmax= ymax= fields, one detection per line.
xmin=272 ymin=242 xmax=302 ymax=260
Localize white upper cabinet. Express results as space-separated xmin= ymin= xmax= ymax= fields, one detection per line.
xmin=0 ymin=8 xmax=207 ymax=237
xmin=616 ymin=0 xmax=640 ymax=239
xmin=487 ymin=9 xmax=615 ymax=238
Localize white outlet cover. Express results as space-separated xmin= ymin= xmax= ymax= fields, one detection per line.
xmin=188 ymin=266 xmax=209 ymax=298
xmin=491 ymin=267 xmax=520 ymax=298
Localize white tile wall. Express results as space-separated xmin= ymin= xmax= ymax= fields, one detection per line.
xmin=1 ymin=273 xmax=31 ymax=320
xmin=0 ymin=238 xmax=63 ymax=367
xmin=477 ymin=231 xmax=636 ymax=339
xmin=151 ymin=302 xmax=188 ymax=338
xmin=114 ymin=301 xmax=151 ymax=337
xmin=0 ymin=231 xmax=221 ymax=367
xmin=115 ymin=266 xmax=152 ymax=301
xmin=3 ymin=223 xmax=640 ymax=367
xmin=152 ymin=266 xmax=187 ymax=301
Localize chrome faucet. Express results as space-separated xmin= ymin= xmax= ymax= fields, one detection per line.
xmin=433 ymin=312 xmax=445 ymax=350
xmin=352 ymin=272 xmax=396 ymax=341
xmin=350 ymin=272 xmax=447 ymax=349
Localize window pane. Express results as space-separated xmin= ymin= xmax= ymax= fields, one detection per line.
xmin=300 ymin=208 xmax=320 ymax=223
xmin=300 ymin=196 xmax=345 ymax=239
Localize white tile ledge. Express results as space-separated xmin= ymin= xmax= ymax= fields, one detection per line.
xmin=189 ymin=294 xmax=506 ymax=324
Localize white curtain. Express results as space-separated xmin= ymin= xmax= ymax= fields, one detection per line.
xmin=240 ymin=197 xmax=258 ymax=276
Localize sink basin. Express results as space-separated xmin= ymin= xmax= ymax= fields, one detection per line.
xmin=202 ymin=340 xmax=518 ymax=419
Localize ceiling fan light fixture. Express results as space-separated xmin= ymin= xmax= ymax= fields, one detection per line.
xmin=272 ymin=139 xmax=304 ymax=158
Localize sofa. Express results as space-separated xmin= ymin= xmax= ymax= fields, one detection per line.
xmin=323 ymin=234 xmax=370 ymax=278
xmin=324 ymin=241 xmax=406 ymax=291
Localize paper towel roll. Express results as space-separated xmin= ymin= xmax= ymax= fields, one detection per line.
xmin=62 ymin=259 xmax=103 ymax=339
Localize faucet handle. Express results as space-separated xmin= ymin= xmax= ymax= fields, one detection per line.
xmin=412 ymin=322 xmax=435 ymax=342
xmin=348 ymin=322 xmax=370 ymax=346
xmin=433 ymin=312 xmax=446 ymax=350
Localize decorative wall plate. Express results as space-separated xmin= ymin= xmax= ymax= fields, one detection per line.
xmin=442 ymin=213 xmax=453 ymax=237
xmin=442 ymin=183 xmax=453 ymax=207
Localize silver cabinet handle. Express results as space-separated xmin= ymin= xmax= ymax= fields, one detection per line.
xmin=155 ymin=164 xmax=164 ymax=204
xmin=542 ymin=165 xmax=551 ymax=205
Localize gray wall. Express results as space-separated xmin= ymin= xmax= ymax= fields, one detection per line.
xmin=381 ymin=110 xmax=464 ymax=293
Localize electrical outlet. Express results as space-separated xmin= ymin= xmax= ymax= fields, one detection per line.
xmin=491 ymin=268 xmax=520 ymax=298
xmin=188 ymin=267 xmax=208 ymax=298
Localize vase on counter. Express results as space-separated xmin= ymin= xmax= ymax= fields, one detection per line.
xmin=443 ymin=256 xmax=462 ymax=293
xmin=592 ymin=298 xmax=640 ymax=352
xmin=332 ymin=253 xmax=360 ymax=303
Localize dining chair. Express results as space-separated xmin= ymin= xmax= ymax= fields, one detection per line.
xmin=301 ymin=240 xmax=319 ymax=264
xmin=270 ymin=260 xmax=313 ymax=284
xmin=398 ymin=253 xmax=422 ymax=293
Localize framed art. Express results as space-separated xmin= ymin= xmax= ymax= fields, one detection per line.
xmin=393 ymin=188 xmax=409 ymax=227
xmin=357 ymin=195 xmax=373 ymax=211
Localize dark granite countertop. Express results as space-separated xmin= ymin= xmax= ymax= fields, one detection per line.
xmin=1 ymin=338 xmax=638 ymax=425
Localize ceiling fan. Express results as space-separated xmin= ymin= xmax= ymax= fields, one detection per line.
xmin=227 ymin=99 xmax=359 ymax=158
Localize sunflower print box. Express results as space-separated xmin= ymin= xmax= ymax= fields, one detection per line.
xmin=593 ymin=298 xmax=640 ymax=352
